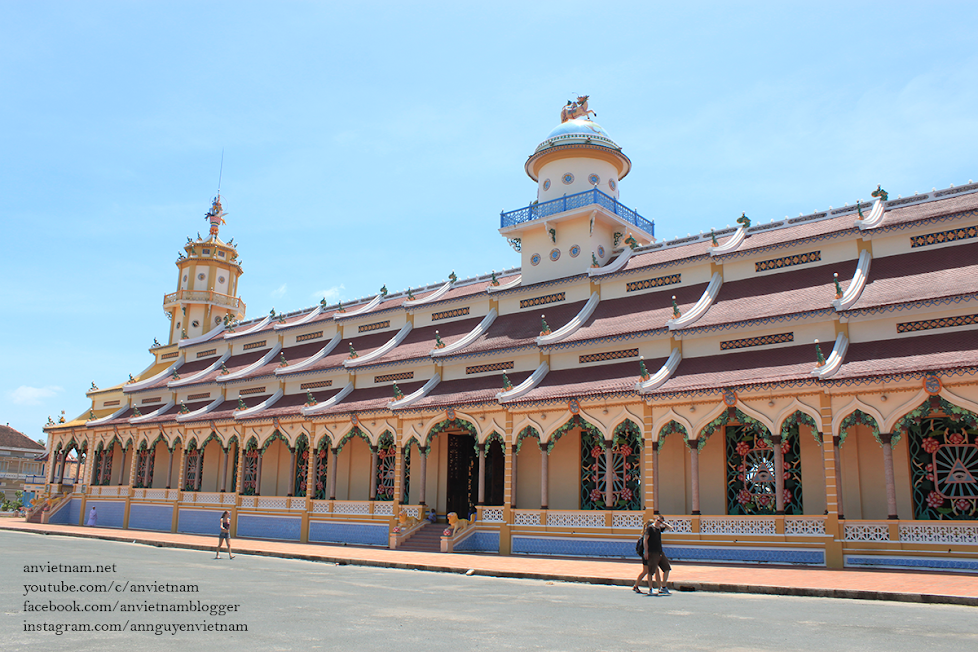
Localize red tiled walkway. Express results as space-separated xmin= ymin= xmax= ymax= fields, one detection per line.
xmin=2 ymin=520 xmax=974 ymax=606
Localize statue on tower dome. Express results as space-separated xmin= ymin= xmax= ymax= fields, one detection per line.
xmin=561 ymin=95 xmax=596 ymax=123
xmin=205 ymin=194 xmax=227 ymax=236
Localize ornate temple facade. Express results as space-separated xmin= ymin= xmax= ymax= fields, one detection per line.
xmin=36 ymin=100 xmax=978 ymax=570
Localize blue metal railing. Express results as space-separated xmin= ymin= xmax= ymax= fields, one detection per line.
xmin=500 ymin=188 xmax=654 ymax=236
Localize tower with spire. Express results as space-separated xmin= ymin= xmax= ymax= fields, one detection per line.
xmin=162 ymin=195 xmax=246 ymax=344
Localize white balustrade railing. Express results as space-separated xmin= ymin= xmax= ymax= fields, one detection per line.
xmin=785 ymin=517 xmax=827 ymax=536
xmin=92 ymin=485 xmax=127 ymax=497
xmin=332 ymin=501 xmax=370 ymax=515
xmin=482 ymin=508 xmax=504 ymax=523
xmin=612 ymin=513 xmax=644 ymax=529
xmin=899 ymin=523 xmax=978 ymax=544
xmin=374 ymin=502 xmax=394 ymax=516
xmin=700 ymin=517 xmax=776 ymax=535
xmin=513 ymin=510 xmax=541 ymax=526
xmin=844 ymin=522 xmax=890 ymax=542
xmin=547 ymin=511 xmax=605 ymax=528
xmin=666 ymin=517 xmax=693 ymax=534
xmin=239 ymin=496 xmax=256 ymax=508
xmin=311 ymin=500 xmax=331 ymax=514
xmin=401 ymin=506 xmax=420 ymax=519
xmin=255 ymin=497 xmax=287 ymax=510
xmin=222 ymin=493 xmax=236 ymax=505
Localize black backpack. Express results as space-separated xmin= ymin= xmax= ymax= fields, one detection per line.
xmin=635 ymin=529 xmax=645 ymax=557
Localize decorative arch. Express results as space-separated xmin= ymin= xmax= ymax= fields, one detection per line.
xmin=514 ymin=425 xmax=540 ymax=454
xmin=260 ymin=430 xmax=290 ymax=453
xmin=581 ymin=419 xmax=642 ymax=511
xmin=838 ymin=409 xmax=881 ymax=446
xmin=336 ymin=427 xmax=371 ymax=453
xmin=656 ymin=419 xmax=689 ymax=443
xmin=423 ymin=417 xmax=476 ymax=450
xmin=831 ymin=398 xmax=884 ymax=445
xmin=697 ymin=408 xmax=771 ymax=451
xmin=293 ymin=434 xmax=310 ymax=498
xmin=613 ymin=419 xmax=644 ymax=449
xmin=241 ymin=437 xmax=260 ymax=495
xmin=375 ymin=429 xmax=396 ymax=501
xmin=479 ymin=430 xmax=505 ymax=453
xmin=779 ymin=409 xmax=821 ymax=444
xmin=774 ymin=399 xmax=822 ymax=442
xmin=546 ymin=415 xmax=601 ymax=454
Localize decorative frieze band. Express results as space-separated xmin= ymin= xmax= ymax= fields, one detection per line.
xmin=300 ymin=380 xmax=333 ymax=390
xmin=160 ymin=351 xmax=179 ymax=360
xmin=520 ymin=292 xmax=566 ymax=309
xmin=187 ymin=392 xmax=211 ymax=401
xmin=720 ymin=332 xmax=794 ymax=351
xmin=359 ymin=320 xmax=390 ymax=333
xmin=897 ymin=313 xmax=978 ymax=334
xmin=374 ymin=371 xmax=414 ymax=384
xmin=296 ymin=331 xmax=323 ymax=343
xmin=140 ymin=397 xmax=162 ymax=405
xmin=626 ymin=273 xmax=681 ymax=293
xmin=755 ymin=251 xmax=821 ymax=272
xmin=243 ymin=340 xmax=267 ymax=351
xmin=910 ymin=225 xmax=978 ymax=248
xmin=432 ymin=306 xmax=470 ymax=321
xmin=196 ymin=349 xmax=217 ymax=358
xmin=239 ymin=386 xmax=266 ymax=396
xmin=466 ymin=361 xmax=515 ymax=375
xmin=103 ymin=400 xmax=120 ymax=407
xmin=579 ymin=348 xmax=639 ymax=364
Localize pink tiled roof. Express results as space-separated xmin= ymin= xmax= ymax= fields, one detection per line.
xmin=620 ymin=240 xmax=712 ymax=274
xmin=408 ymin=371 xmax=533 ymax=409
xmin=734 ymin=214 xmax=855 ymax=255
xmin=690 ymin=258 xmax=859 ymax=329
xmin=138 ymin=399 xmax=213 ymax=424
xmin=191 ymin=349 xmax=271 ymax=385
xmin=847 ymin=241 xmax=978 ymax=312
xmin=650 ymin=344 xmax=815 ymax=394
xmin=244 ymin=340 xmax=331 ymax=379
xmin=242 ymin=386 xmax=345 ymax=420
xmin=517 ymin=359 xmax=660 ymax=402
xmin=132 ymin=356 xmax=217 ymax=392
xmin=459 ymin=299 xmax=590 ymax=355
xmin=290 ymin=329 xmax=405 ymax=375
xmin=0 ymin=425 xmax=45 ymax=450
xmin=833 ymin=330 xmax=978 ymax=379
xmin=365 ymin=316 xmax=485 ymax=365
xmin=883 ymin=191 xmax=978 ymax=227
xmin=315 ymin=381 xmax=428 ymax=415
xmin=558 ymin=282 xmax=709 ymax=345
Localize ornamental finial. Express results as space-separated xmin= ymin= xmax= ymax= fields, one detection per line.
xmin=204 ymin=194 xmax=227 ymax=236
xmin=560 ymin=95 xmax=596 ymax=123
xmin=833 ymin=273 xmax=843 ymax=299
xmin=502 ymin=373 xmax=513 ymax=391
xmin=872 ymin=185 xmax=888 ymax=202
xmin=815 ymin=339 xmax=826 ymax=367
xmin=540 ymin=314 xmax=551 ymax=336
xmin=671 ymin=296 xmax=681 ymax=319
xmin=736 ymin=213 xmax=751 ymax=229
xmin=639 ymin=356 xmax=650 ymax=381
xmin=392 ymin=383 xmax=404 ymax=400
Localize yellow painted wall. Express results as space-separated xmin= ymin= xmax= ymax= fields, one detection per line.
xmin=657 ymin=434 xmax=688 ymax=515
xmin=699 ymin=433 xmax=725 ymax=515
xmin=337 ymin=436 xmax=372 ymax=501
xmin=150 ymin=441 xmax=169 ymax=489
xmin=798 ymin=426 xmax=827 ymax=515
xmin=516 ymin=442 xmax=542 ymax=509
xmin=548 ymin=429 xmax=580 ymax=510
xmin=201 ymin=440 xmax=224 ymax=492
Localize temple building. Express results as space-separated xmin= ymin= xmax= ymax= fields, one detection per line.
xmin=35 ymin=99 xmax=978 ymax=570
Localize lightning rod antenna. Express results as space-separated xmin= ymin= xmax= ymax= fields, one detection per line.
xmin=217 ymin=148 xmax=224 ymax=195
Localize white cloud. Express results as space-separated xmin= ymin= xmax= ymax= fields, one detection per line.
xmin=10 ymin=385 xmax=63 ymax=406
xmin=312 ymin=285 xmax=345 ymax=302
xmin=271 ymin=283 xmax=288 ymax=298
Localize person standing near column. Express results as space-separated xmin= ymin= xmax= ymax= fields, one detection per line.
xmin=644 ymin=515 xmax=673 ymax=595
xmin=215 ymin=510 xmax=234 ymax=559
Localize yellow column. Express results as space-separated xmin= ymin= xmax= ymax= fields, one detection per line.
xmin=819 ymin=392 xmax=844 ymax=569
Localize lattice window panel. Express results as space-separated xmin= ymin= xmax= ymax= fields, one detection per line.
xmin=897 ymin=313 xmax=978 ymax=334
xmin=513 ymin=511 xmax=541 ymax=526
xmin=375 ymin=444 xmax=396 ymax=500
xmin=188 ymin=392 xmax=211 ymax=401
xmin=242 ymin=340 xmax=267 ymax=351
xmin=239 ymin=386 xmax=266 ymax=396
xmin=359 ymin=320 xmax=390 ymax=333
xmin=898 ymin=524 xmax=978 ymax=544
xmin=374 ymin=502 xmax=394 ymax=516
xmin=844 ymin=523 xmax=890 ymax=541
xmin=626 ymin=273 xmax=681 ymax=293
xmin=296 ymin=331 xmax=323 ymax=343
xmin=613 ymin=513 xmax=645 ymax=529
xmin=432 ymin=307 xmax=470 ymax=321
xmin=755 ymin=250 xmax=821 ymax=272
xmin=910 ymin=225 xmax=978 ymax=248
xmin=333 ymin=501 xmax=370 ymax=515
xmin=482 ymin=508 xmax=504 ymax=522
xmin=547 ymin=512 xmax=605 ymax=528
xmin=784 ymin=518 xmax=826 ymax=536
xmin=161 ymin=351 xmax=180 ymax=360
xmin=700 ymin=518 xmax=776 ymax=535
xmin=196 ymin=349 xmax=217 ymax=358
xmin=520 ymin=291 xmax=566 ymax=309
xmin=466 ymin=361 xmax=515 ymax=375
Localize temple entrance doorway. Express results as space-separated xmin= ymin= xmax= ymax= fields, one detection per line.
xmin=446 ymin=433 xmax=477 ymax=517
xmin=484 ymin=440 xmax=505 ymax=506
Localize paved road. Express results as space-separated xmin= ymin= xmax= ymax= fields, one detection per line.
xmin=2 ymin=531 xmax=974 ymax=652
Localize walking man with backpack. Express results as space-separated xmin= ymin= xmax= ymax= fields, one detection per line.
xmin=631 ymin=515 xmax=672 ymax=595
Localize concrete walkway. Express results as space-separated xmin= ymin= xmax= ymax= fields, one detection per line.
xmin=2 ymin=520 xmax=975 ymax=606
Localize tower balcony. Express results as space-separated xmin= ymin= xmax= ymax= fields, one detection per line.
xmin=163 ymin=289 xmax=246 ymax=314
xmin=500 ymin=187 xmax=654 ymax=237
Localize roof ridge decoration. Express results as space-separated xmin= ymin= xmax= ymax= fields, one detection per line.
xmin=431 ymin=309 xmax=497 ymax=357
xmin=124 ymin=356 xmax=184 ymax=393
xmin=218 ymin=343 xmax=282 ymax=382
xmin=589 ymin=246 xmax=633 ymax=277
xmin=344 ymin=323 xmax=413 ymax=368
xmin=709 ymin=214 xmax=750 ymax=256
xmin=234 ymin=389 xmax=284 ymax=420
xmin=275 ymin=305 xmax=322 ymax=330
xmin=635 ymin=349 xmax=682 ymax=394
xmin=496 ymin=362 xmax=549 ymax=403
xmin=667 ymin=272 xmax=723 ymax=330
xmin=855 ymin=195 xmax=886 ymax=230
xmin=169 ymin=350 xmax=232 ymax=387
xmin=403 ymin=280 xmax=454 ymax=307
xmin=176 ymin=396 xmax=224 ymax=423
xmin=179 ymin=321 xmax=226 ymax=348
xmin=86 ymin=404 xmax=131 ymax=427
xmin=301 ymin=381 xmax=355 ymax=416
xmin=810 ymin=333 xmax=849 ymax=379
xmin=128 ymin=399 xmax=175 ymax=424
xmin=833 ymin=249 xmax=872 ymax=311
xmin=486 ymin=274 xmax=522 ymax=293
xmin=225 ymin=314 xmax=271 ymax=339
xmin=537 ymin=292 xmax=600 ymax=345
xmin=388 ymin=374 xmax=441 ymax=410
xmin=335 ymin=294 xmax=383 ymax=319
xmin=275 ymin=332 xmax=342 ymax=375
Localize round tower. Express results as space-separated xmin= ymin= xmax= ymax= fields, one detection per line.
xmin=162 ymin=195 xmax=246 ymax=344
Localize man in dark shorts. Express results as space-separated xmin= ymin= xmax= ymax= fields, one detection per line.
xmin=215 ymin=510 xmax=234 ymax=559
xmin=643 ymin=515 xmax=672 ymax=594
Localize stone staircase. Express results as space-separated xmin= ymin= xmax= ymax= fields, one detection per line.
xmin=396 ymin=522 xmax=444 ymax=553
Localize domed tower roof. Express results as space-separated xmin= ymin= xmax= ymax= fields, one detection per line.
xmin=525 ymin=117 xmax=632 ymax=182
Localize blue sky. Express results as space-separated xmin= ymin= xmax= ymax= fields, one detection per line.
xmin=2 ymin=1 xmax=976 ymax=442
